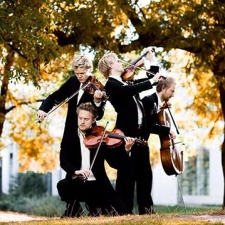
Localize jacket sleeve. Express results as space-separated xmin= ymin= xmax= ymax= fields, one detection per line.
xmin=38 ymin=77 xmax=77 ymax=112
xmin=104 ymin=144 xmax=130 ymax=170
xmin=142 ymin=95 xmax=170 ymax=136
xmin=95 ymin=100 xmax=106 ymax=121
xmin=105 ymin=78 xmax=153 ymax=99
xmin=149 ymin=124 xmax=170 ymax=135
xmin=60 ymin=132 xmax=81 ymax=177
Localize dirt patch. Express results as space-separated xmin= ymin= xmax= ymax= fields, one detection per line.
xmin=189 ymin=215 xmax=225 ymax=224
xmin=172 ymin=214 xmax=225 ymax=224
xmin=0 ymin=211 xmax=48 ymax=222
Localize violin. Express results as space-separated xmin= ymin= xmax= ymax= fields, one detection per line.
xmin=157 ymin=104 xmax=184 ymax=176
xmin=84 ymin=126 xmax=147 ymax=149
xmin=121 ymin=48 xmax=156 ymax=81
xmin=84 ymin=75 xmax=108 ymax=101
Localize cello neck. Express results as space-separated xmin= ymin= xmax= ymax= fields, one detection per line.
xmin=165 ymin=102 xmax=180 ymax=134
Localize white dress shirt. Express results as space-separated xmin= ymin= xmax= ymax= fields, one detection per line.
xmin=78 ymin=129 xmax=96 ymax=181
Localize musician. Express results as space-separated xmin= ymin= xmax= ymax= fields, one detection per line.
xmin=142 ymin=75 xmax=177 ymax=139
xmin=37 ymin=54 xmax=106 ymax=216
xmin=98 ymin=50 xmax=161 ymax=215
xmin=57 ymin=102 xmax=135 ymax=217
xmin=37 ymin=54 xmax=106 ymax=133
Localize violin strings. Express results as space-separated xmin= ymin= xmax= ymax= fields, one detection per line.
xmin=119 ymin=58 xmax=156 ymax=77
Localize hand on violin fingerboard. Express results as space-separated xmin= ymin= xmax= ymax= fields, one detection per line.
xmin=93 ymin=90 xmax=104 ymax=103
xmin=160 ymin=101 xmax=171 ymax=109
xmin=124 ymin=137 xmax=135 ymax=152
xmin=142 ymin=47 xmax=155 ymax=62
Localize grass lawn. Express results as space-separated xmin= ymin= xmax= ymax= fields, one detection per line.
xmin=0 ymin=206 xmax=224 ymax=225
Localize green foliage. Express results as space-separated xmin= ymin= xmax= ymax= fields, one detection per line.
xmin=0 ymin=0 xmax=60 ymax=85
xmin=154 ymin=205 xmax=221 ymax=214
xmin=0 ymin=171 xmax=64 ymax=216
xmin=1 ymin=0 xmax=225 ymax=86
xmin=9 ymin=171 xmax=47 ymax=198
xmin=0 ymin=194 xmax=64 ymax=217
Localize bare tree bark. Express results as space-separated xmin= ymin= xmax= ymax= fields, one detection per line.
xmin=219 ymin=82 xmax=225 ymax=209
xmin=0 ymin=50 xmax=14 ymax=137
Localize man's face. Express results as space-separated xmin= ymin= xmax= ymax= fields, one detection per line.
xmin=110 ymin=57 xmax=124 ymax=74
xmin=161 ymin=83 xmax=176 ymax=102
xmin=74 ymin=67 xmax=90 ymax=84
xmin=78 ymin=109 xmax=95 ymax=132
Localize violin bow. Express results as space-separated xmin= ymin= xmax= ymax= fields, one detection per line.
xmin=119 ymin=59 xmax=157 ymax=77
xmin=120 ymin=48 xmax=156 ymax=77
xmin=37 ymin=82 xmax=90 ymax=123
xmin=89 ymin=121 xmax=109 ymax=172
xmin=73 ymin=122 xmax=109 ymax=182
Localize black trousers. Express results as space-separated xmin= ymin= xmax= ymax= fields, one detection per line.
xmin=57 ymin=178 xmax=128 ymax=216
xmin=116 ymin=144 xmax=153 ymax=214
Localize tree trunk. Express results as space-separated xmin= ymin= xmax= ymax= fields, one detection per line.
xmin=219 ymin=82 xmax=225 ymax=209
xmin=0 ymin=50 xmax=14 ymax=139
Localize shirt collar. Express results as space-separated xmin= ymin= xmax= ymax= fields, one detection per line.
xmin=156 ymin=92 xmax=162 ymax=109
xmin=109 ymin=74 xmax=123 ymax=82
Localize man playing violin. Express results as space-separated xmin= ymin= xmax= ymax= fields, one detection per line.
xmin=37 ymin=54 xmax=106 ymax=216
xmin=37 ymin=54 xmax=106 ymax=133
xmin=57 ymin=102 xmax=135 ymax=217
xmin=98 ymin=49 xmax=161 ymax=215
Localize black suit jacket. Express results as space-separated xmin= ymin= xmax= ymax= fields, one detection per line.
xmin=142 ymin=92 xmax=170 ymax=139
xmin=60 ymin=129 xmax=129 ymax=192
xmin=39 ymin=76 xmax=105 ymax=135
xmin=105 ymin=77 xmax=153 ymax=138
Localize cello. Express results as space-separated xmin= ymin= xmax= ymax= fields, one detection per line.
xmin=157 ymin=103 xmax=184 ymax=176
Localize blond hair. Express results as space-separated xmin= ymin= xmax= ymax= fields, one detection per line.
xmin=76 ymin=102 xmax=98 ymax=119
xmin=156 ymin=76 xmax=176 ymax=93
xmin=70 ymin=54 xmax=93 ymax=71
xmin=98 ymin=53 xmax=118 ymax=78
